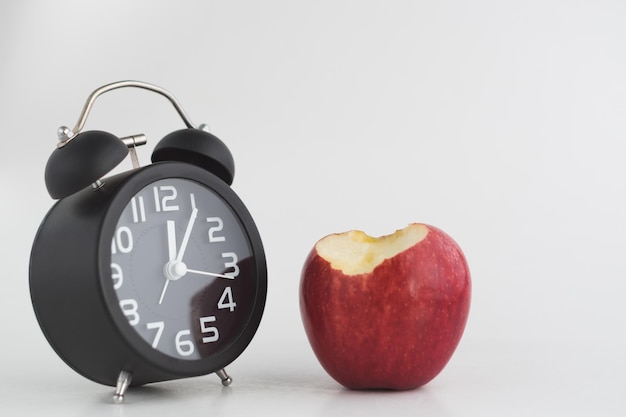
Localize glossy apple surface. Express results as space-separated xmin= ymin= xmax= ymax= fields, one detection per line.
xmin=299 ymin=223 xmax=471 ymax=390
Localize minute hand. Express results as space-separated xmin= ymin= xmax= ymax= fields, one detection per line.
xmin=175 ymin=206 xmax=198 ymax=263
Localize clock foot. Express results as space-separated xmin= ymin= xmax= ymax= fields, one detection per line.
xmin=215 ymin=368 xmax=232 ymax=386
xmin=113 ymin=370 xmax=133 ymax=404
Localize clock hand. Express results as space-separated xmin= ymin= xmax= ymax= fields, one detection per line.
xmin=159 ymin=198 xmax=198 ymax=305
xmin=158 ymin=280 xmax=170 ymax=305
xmin=158 ymin=220 xmax=178 ymax=305
xmin=185 ymin=268 xmax=235 ymax=280
xmin=175 ymin=203 xmax=198 ymax=264
xmin=167 ymin=220 xmax=177 ymax=261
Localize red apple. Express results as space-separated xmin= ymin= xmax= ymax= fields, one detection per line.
xmin=299 ymin=223 xmax=471 ymax=390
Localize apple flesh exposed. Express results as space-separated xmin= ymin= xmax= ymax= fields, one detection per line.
xmin=299 ymin=223 xmax=471 ymax=390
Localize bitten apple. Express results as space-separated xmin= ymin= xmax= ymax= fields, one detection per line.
xmin=299 ymin=223 xmax=471 ymax=390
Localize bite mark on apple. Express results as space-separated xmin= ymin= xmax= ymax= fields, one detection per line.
xmin=315 ymin=223 xmax=429 ymax=275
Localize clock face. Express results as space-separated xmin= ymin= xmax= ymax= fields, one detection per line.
xmin=109 ymin=177 xmax=256 ymax=361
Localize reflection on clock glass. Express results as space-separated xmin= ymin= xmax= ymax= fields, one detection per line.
xmin=109 ymin=178 xmax=255 ymax=360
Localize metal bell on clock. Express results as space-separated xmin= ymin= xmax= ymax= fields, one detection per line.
xmin=152 ymin=126 xmax=235 ymax=185
xmin=44 ymin=128 xmax=129 ymax=199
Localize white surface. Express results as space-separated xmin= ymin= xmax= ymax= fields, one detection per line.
xmin=1 ymin=1 xmax=626 ymax=415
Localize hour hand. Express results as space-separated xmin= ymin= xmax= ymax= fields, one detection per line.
xmin=167 ymin=220 xmax=177 ymax=261
xmin=158 ymin=220 xmax=177 ymax=305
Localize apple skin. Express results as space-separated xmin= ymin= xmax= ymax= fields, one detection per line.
xmin=299 ymin=224 xmax=471 ymax=390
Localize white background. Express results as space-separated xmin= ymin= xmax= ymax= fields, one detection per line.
xmin=1 ymin=1 xmax=625 ymax=415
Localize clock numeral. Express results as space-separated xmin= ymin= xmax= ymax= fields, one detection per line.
xmin=200 ymin=316 xmax=219 ymax=343
xmin=222 ymin=252 xmax=239 ymax=278
xmin=120 ymin=299 xmax=140 ymax=326
xmin=175 ymin=330 xmax=195 ymax=356
xmin=217 ymin=287 xmax=236 ymax=312
xmin=111 ymin=226 xmax=133 ymax=254
xmin=153 ymin=185 xmax=179 ymax=212
xmin=146 ymin=321 xmax=165 ymax=349
xmin=131 ymin=196 xmax=146 ymax=223
xmin=206 ymin=217 xmax=225 ymax=242
xmin=173 ymin=318 xmax=221 ymax=357
xmin=111 ymin=263 xmax=123 ymax=290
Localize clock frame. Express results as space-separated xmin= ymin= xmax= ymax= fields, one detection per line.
xmin=30 ymin=81 xmax=268 ymax=403
xmin=30 ymin=162 xmax=267 ymax=393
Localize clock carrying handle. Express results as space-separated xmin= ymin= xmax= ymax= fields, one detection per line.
xmin=58 ymin=80 xmax=199 ymax=145
xmin=45 ymin=80 xmax=235 ymax=199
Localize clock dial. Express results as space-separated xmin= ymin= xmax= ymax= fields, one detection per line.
xmin=110 ymin=178 xmax=255 ymax=360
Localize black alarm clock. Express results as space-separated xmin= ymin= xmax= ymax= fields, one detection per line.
xmin=29 ymin=81 xmax=267 ymax=403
